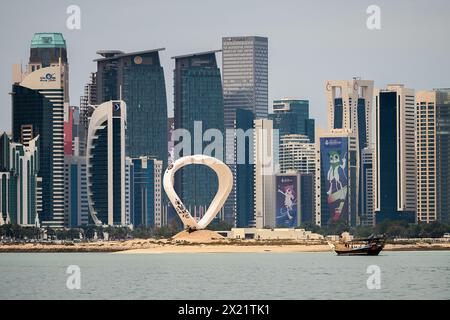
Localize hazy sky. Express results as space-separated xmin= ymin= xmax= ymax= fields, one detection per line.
xmin=1 ymin=0 xmax=449 ymax=132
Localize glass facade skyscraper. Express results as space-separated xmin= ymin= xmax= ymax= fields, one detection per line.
xmin=65 ymin=155 xmax=89 ymax=227
xmin=436 ymin=89 xmax=450 ymax=222
xmin=235 ymin=108 xmax=255 ymax=228
xmin=375 ymin=85 xmax=416 ymax=222
xmin=95 ymin=49 xmax=168 ymax=167
xmin=173 ymin=51 xmax=224 ymax=217
xmin=10 ymin=33 xmax=69 ymax=228
xmin=270 ymin=99 xmax=315 ymax=143
xmin=0 ymin=133 xmax=39 ymax=226
xmin=222 ymin=36 xmax=268 ymax=223
xmin=87 ymin=101 xmax=127 ymax=226
xmin=12 ymin=65 xmax=65 ymax=228
xmin=299 ymin=173 xmax=315 ymax=225
xmin=222 ymin=36 xmax=268 ymax=127
xmin=129 ymin=157 xmax=162 ymax=228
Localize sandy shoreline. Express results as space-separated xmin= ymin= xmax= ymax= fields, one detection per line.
xmin=1 ymin=240 xmax=450 ymax=253
xmin=114 ymin=243 xmax=450 ymax=254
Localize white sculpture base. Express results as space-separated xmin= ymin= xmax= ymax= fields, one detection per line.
xmin=172 ymin=229 xmax=225 ymax=243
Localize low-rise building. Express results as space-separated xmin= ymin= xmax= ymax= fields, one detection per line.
xmin=225 ymin=228 xmax=324 ymax=240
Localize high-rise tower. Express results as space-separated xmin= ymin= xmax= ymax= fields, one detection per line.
xmin=416 ymin=89 xmax=450 ymax=223
xmin=222 ymin=36 xmax=268 ymax=223
xmin=11 ymin=33 xmax=68 ymax=227
xmin=325 ymin=79 xmax=374 ymax=226
xmin=375 ymin=85 xmax=416 ymax=222
xmin=95 ymin=49 xmax=168 ymax=166
xmin=86 ymin=101 xmax=127 ymax=226
xmin=270 ymin=99 xmax=315 ymax=143
xmin=173 ymin=50 xmax=224 ymax=218
xmin=325 ymin=79 xmax=374 ymax=148
xmin=222 ymin=36 xmax=268 ymax=127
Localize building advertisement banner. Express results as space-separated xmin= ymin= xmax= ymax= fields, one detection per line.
xmin=276 ymin=175 xmax=298 ymax=227
xmin=320 ymin=137 xmax=349 ymax=222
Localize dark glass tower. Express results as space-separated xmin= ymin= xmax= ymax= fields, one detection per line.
xmin=269 ymin=99 xmax=315 ymax=143
xmin=375 ymin=86 xmax=416 ymax=223
xmin=299 ymin=173 xmax=315 ymax=225
xmin=86 ymin=101 xmax=127 ymax=226
xmin=436 ymin=90 xmax=450 ymax=222
xmin=130 ymin=157 xmax=162 ymax=228
xmin=12 ymin=77 xmax=64 ymax=227
xmin=10 ymin=33 xmax=68 ymax=228
xmin=376 ymin=92 xmax=399 ymax=221
xmin=173 ymin=51 xmax=224 ymax=216
xmin=333 ymin=98 xmax=344 ymax=129
xmin=222 ymin=36 xmax=268 ymax=224
xmin=0 ymin=133 xmax=39 ymax=226
xmin=95 ymin=49 xmax=168 ymax=167
xmin=89 ymin=120 xmax=109 ymax=223
xmin=235 ymin=108 xmax=255 ymax=228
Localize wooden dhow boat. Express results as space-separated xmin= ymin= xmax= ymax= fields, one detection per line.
xmin=328 ymin=234 xmax=386 ymax=256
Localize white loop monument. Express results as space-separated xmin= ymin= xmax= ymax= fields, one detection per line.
xmin=163 ymin=155 xmax=233 ymax=231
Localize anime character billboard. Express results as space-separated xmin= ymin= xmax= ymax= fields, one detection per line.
xmin=320 ymin=137 xmax=349 ymax=222
xmin=276 ymin=175 xmax=298 ymax=227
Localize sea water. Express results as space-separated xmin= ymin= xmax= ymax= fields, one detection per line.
xmin=0 ymin=251 xmax=448 ymax=299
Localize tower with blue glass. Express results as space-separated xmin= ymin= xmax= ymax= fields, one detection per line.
xmin=95 ymin=49 xmax=168 ymax=167
xmin=235 ymin=108 xmax=255 ymax=228
xmin=86 ymin=101 xmax=127 ymax=226
xmin=129 ymin=156 xmax=163 ymax=228
xmin=270 ymin=99 xmax=315 ymax=143
xmin=11 ymin=33 xmax=68 ymax=228
xmin=375 ymin=85 xmax=416 ymax=223
xmin=172 ymin=50 xmax=224 ymax=218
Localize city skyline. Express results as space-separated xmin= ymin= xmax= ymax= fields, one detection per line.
xmin=2 ymin=30 xmax=449 ymax=229
xmin=1 ymin=0 xmax=450 ymax=133
xmin=0 ymin=1 xmax=449 ymax=229
xmin=1 ymin=1 xmax=450 ymax=306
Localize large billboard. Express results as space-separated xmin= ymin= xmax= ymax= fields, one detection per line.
xmin=320 ymin=137 xmax=349 ymax=223
xmin=276 ymin=175 xmax=298 ymax=228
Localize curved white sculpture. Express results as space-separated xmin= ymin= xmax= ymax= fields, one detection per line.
xmin=163 ymin=155 xmax=233 ymax=230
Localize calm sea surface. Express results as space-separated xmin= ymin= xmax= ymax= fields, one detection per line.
xmin=0 ymin=251 xmax=449 ymax=299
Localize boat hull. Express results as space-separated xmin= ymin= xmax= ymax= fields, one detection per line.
xmin=334 ymin=245 xmax=384 ymax=256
